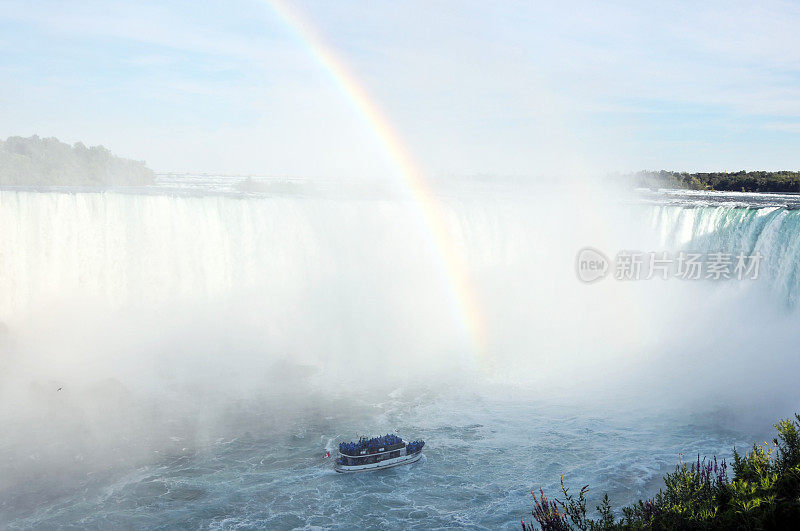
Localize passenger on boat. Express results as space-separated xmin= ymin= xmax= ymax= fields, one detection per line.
xmin=339 ymin=434 xmax=404 ymax=455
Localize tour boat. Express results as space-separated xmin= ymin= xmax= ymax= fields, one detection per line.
xmin=334 ymin=434 xmax=424 ymax=473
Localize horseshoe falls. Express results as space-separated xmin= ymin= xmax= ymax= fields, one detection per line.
xmin=1 ymin=185 xmax=799 ymax=529
xmin=645 ymin=205 xmax=800 ymax=305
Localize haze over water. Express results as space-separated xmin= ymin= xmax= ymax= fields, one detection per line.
xmin=2 ymin=178 xmax=799 ymax=528
xmin=2 ymin=0 xmax=800 ymax=527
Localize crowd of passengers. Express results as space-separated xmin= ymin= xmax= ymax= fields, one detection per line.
xmin=338 ymin=434 xmax=403 ymax=455
xmin=405 ymin=440 xmax=425 ymax=454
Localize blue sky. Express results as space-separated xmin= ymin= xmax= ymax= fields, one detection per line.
xmin=1 ymin=0 xmax=799 ymax=177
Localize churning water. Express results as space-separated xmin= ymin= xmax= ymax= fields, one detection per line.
xmin=1 ymin=181 xmax=798 ymax=528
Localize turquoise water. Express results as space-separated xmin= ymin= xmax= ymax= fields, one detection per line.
xmin=2 ymin=392 xmax=754 ymax=529
xmin=1 ymin=186 xmax=798 ymax=528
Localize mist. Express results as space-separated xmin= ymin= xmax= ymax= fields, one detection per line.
xmin=2 ymin=181 xmax=799 ymax=516
xmin=3 ymin=0 xmax=800 ymax=526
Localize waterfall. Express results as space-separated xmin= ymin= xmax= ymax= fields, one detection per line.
xmin=1 ymin=188 xmax=798 ymax=391
xmin=645 ymin=205 xmax=800 ymax=306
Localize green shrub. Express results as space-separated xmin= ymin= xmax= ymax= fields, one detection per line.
xmin=523 ymin=415 xmax=800 ymax=530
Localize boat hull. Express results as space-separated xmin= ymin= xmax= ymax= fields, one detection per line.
xmin=334 ymin=451 xmax=422 ymax=473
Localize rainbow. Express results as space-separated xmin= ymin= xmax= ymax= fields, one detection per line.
xmin=264 ymin=0 xmax=488 ymax=363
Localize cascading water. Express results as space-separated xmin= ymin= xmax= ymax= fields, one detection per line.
xmin=1 ymin=186 xmax=799 ymax=528
xmin=4 ymin=190 xmax=799 ymax=324
xmin=644 ymin=204 xmax=800 ymax=306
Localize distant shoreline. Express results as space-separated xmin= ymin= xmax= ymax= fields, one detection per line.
xmin=620 ymin=170 xmax=800 ymax=193
xmin=0 ymin=135 xmax=155 ymax=187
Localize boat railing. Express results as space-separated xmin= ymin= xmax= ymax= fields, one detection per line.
xmin=338 ymin=444 xmax=405 ymax=458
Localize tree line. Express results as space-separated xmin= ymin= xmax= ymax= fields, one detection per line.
xmin=0 ymin=135 xmax=155 ymax=186
xmin=624 ymin=170 xmax=800 ymax=193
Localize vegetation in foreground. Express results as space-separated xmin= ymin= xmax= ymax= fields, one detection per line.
xmin=0 ymin=135 xmax=155 ymax=186
xmin=622 ymin=170 xmax=800 ymax=193
xmin=522 ymin=415 xmax=800 ymax=530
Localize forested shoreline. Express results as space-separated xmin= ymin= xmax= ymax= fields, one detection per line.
xmin=0 ymin=135 xmax=155 ymax=186
xmin=624 ymin=170 xmax=800 ymax=193
xmin=2 ymin=136 xmax=798 ymax=194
